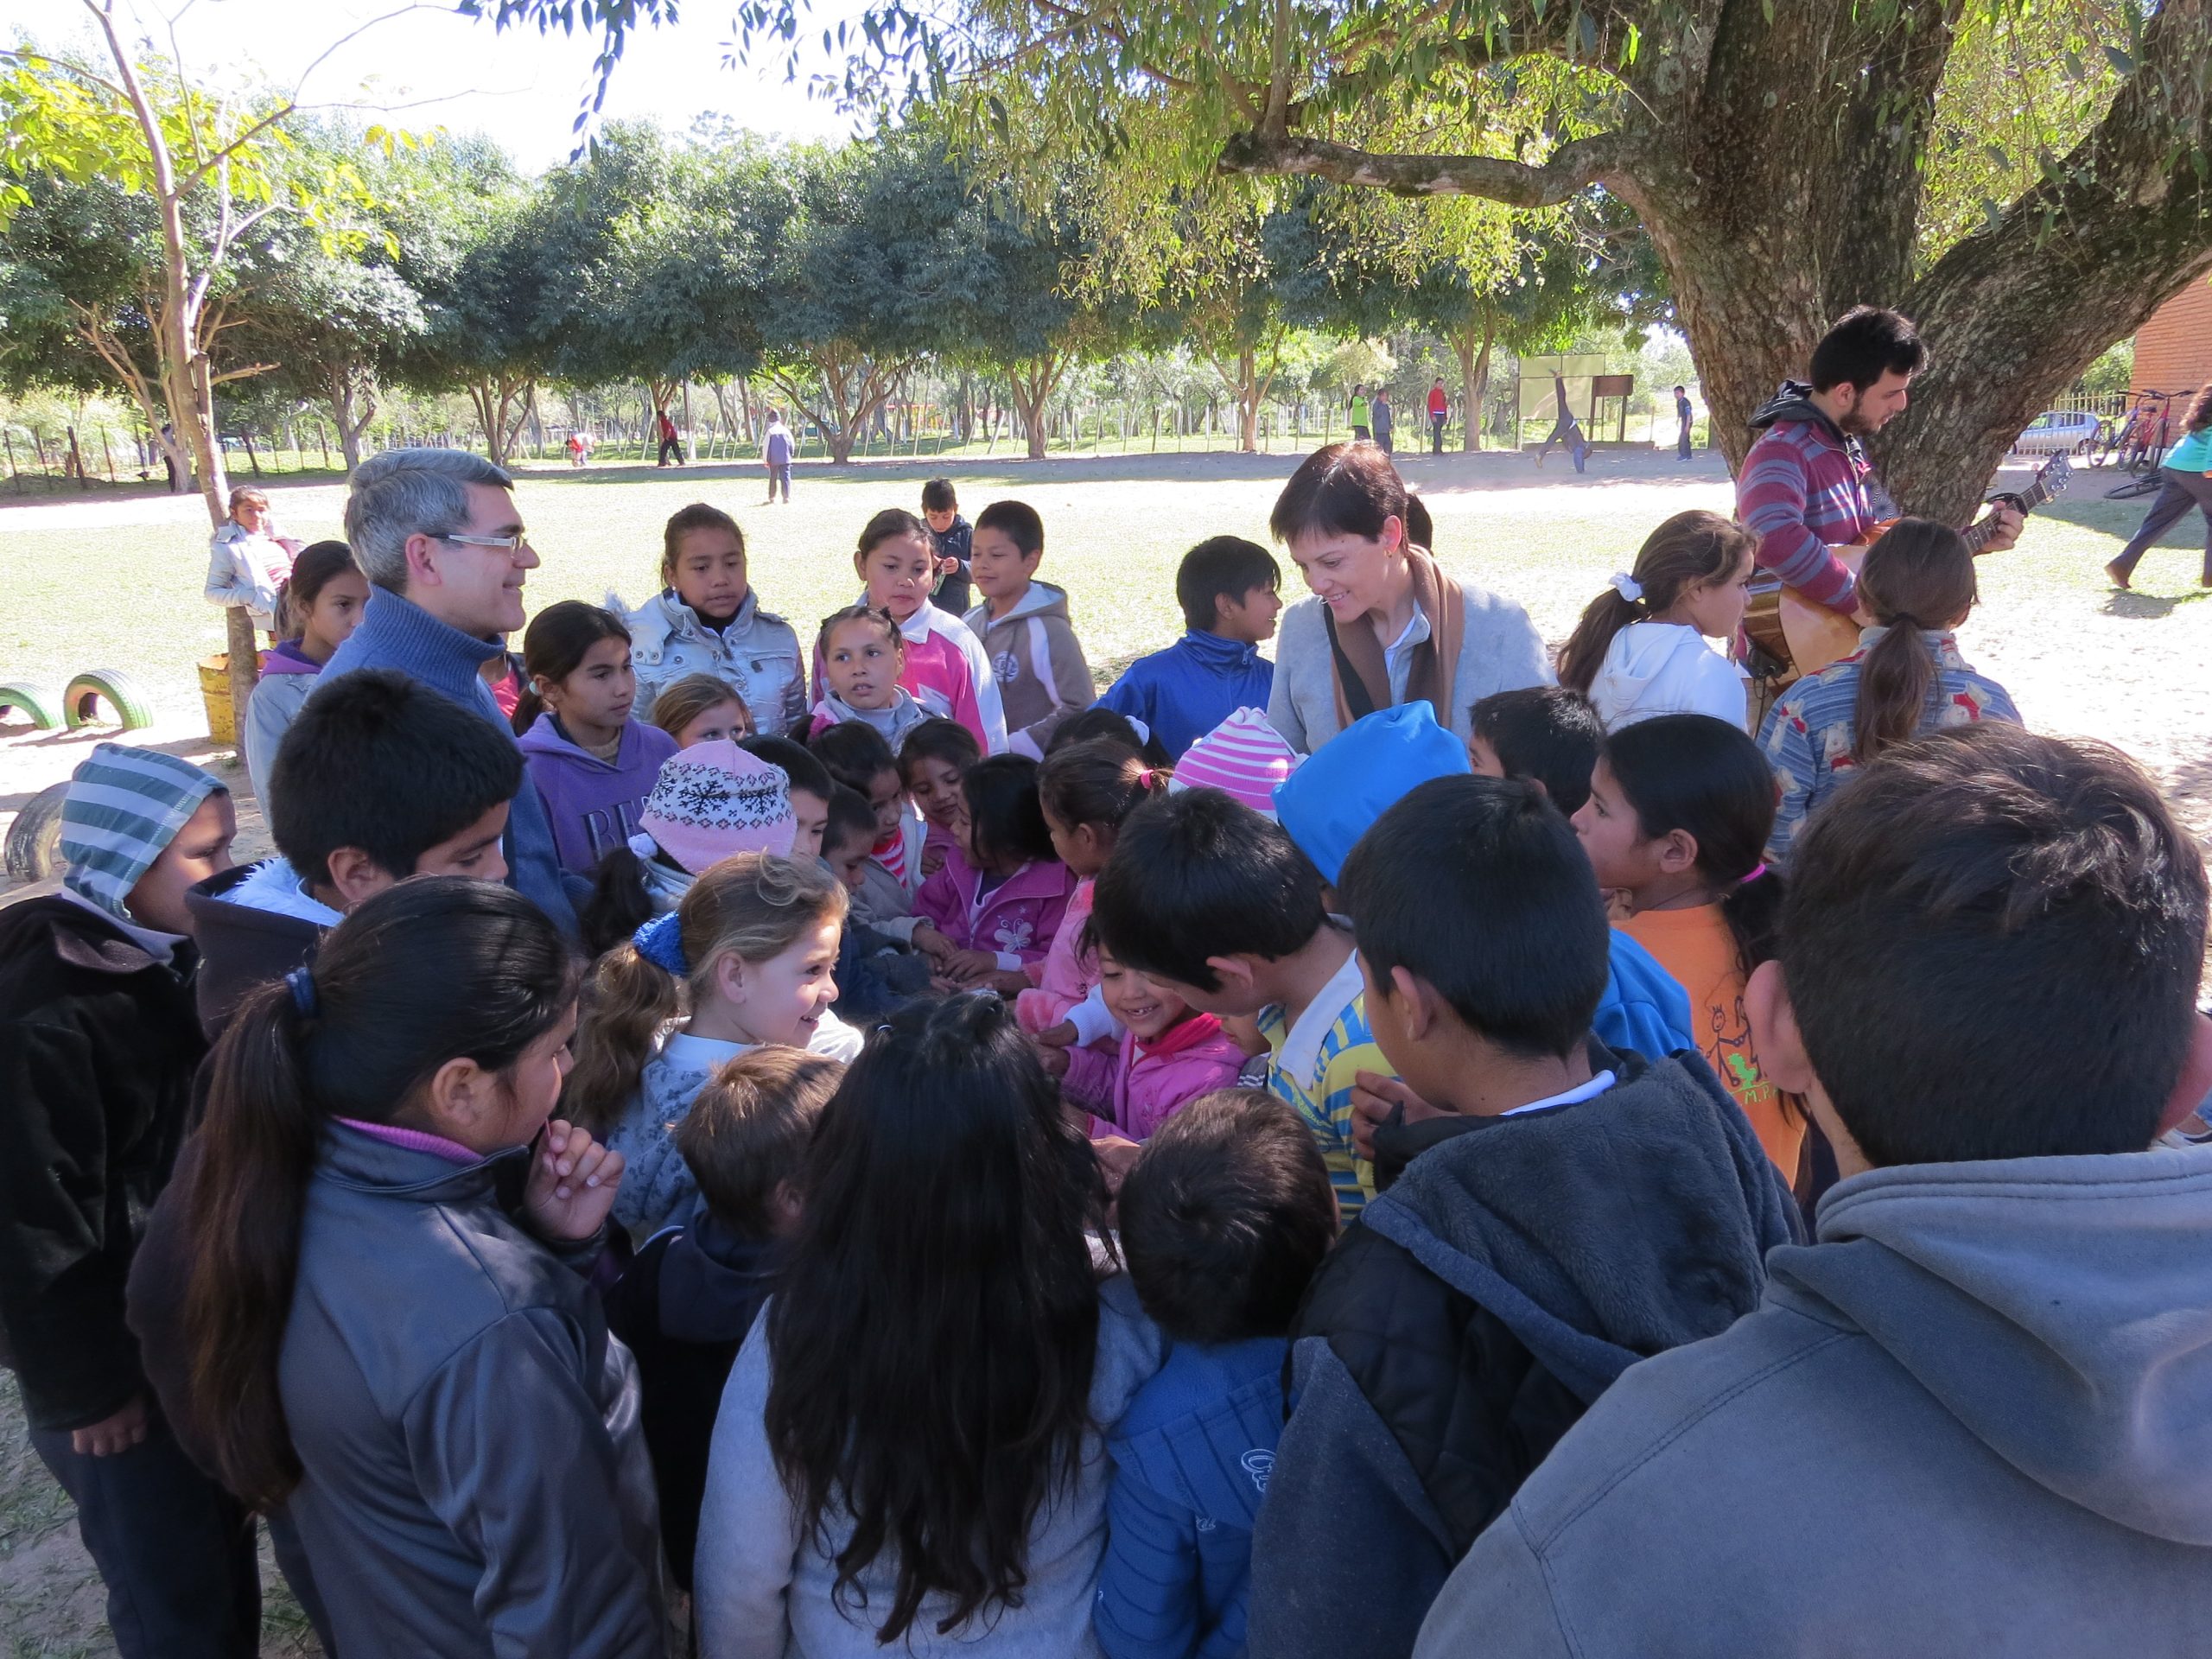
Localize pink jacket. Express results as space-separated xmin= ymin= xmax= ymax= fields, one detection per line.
xmin=1065 ymin=1014 xmax=1249 ymax=1142
xmin=913 ymin=847 xmax=1076 ymax=973
xmin=1016 ymin=878 xmax=1097 ymax=1033
xmin=813 ymin=602 xmax=1007 ymax=753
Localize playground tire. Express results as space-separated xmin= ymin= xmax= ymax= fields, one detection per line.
xmin=0 ymin=682 xmax=60 ymax=731
xmin=62 ymin=669 xmax=156 ymax=731
xmin=4 ymin=782 xmax=68 ymax=880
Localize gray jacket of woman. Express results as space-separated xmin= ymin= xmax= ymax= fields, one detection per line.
xmin=277 ymin=1122 xmax=664 ymax=1659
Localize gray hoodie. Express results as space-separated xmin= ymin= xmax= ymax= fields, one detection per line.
xmin=965 ymin=582 xmax=1095 ymax=760
xmin=1416 ymin=1143 xmax=2212 ymax=1658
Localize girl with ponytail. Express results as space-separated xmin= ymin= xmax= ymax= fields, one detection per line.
xmin=1018 ymin=737 xmax=1174 ymax=1044
xmin=1758 ymin=518 xmax=2020 ymax=860
xmin=1555 ymin=510 xmax=1757 ymax=731
xmin=1570 ymin=714 xmax=1803 ymax=1179
xmin=175 ymin=878 xmax=664 ymax=1657
xmin=563 ymin=851 xmax=857 ymax=1236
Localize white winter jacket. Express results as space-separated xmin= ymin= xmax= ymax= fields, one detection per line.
xmin=1586 ymin=623 xmax=1751 ymax=732
xmin=620 ymin=588 xmax=807 ymax=736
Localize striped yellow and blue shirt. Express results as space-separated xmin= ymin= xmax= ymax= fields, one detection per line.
xmin=1259 ymin=945 xmax=1389 ymax=1219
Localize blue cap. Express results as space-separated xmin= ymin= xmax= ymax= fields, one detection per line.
xmin=1272 ymin=703 xmax=1470 ymax=884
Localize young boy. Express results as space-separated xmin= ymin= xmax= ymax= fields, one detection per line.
xmin=1249 ymin=775 xmax=1799 ymax=1659
xmin=187 ymin=667 xmax=523 ymax=1033
xmin=1096 ymin=1090 xmax=1338 ymax=1659
xmin=920 ymin=476 xmax=972 ymax=617
xmin=1272 ymin=702 xmax=1694 ymax=1075
xmin=1099 ymin=537 xmax=1281 ymax=760
xmin=1466 ymin=684 xmax=1604 ymax=814
xmin=819 ymin=785 xmax=931 ymax=1019
xmin=1090 ymin=788 xmax=1386 ymax=1218
xmin=1416 ymin=727 xmax=2212 ymax=1658
xmin=0 ymin=747 xmax=258 ymax=1656
xmin=603 ymin=1049 xmax=844 ymax=1595
xmin=962 ymin=499 xmax=1096 ymax=760
xmin=740 ymin=734 xmax=833 ymax=857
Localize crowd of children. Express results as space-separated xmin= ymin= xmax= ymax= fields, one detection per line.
xmin=5 ymin=438 xmax=2203 ymax=1659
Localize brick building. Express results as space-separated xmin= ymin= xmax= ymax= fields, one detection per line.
xmin=2133 ymin=278 xmax=2212 ymax=394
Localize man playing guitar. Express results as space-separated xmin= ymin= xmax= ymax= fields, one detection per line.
xmin=1737 ymin=306 xmax=2022 ymax=619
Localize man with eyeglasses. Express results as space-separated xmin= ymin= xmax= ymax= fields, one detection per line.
xmin=315 ymin=448 xmax=583 ymax=939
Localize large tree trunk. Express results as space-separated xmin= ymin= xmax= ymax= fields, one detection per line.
xmin=1452 ymin=314 xmax=1495 ymax=453
xmin=1236 ymin=346 xmax=1261 ymax=453
xmin=327 ymin=365 xmax=375 ymax=474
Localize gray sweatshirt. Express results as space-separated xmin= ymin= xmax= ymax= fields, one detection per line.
xmin=1416 ymin=1142 xmax=2212 ymax=1657
xmin=696 ymin=1274 xmax=1163 ymax=1659
xmin=1266 ymin=585 xmax=1550 ymax=753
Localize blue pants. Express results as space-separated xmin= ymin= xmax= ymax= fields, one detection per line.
xmin=2110 ymin=466 xmax=2212 ymax=579
xmin=30 ymin=1414 xmax=261 ymax=1658
xmin=766 ymin=461 xmax=791 ymax=501
xmin=1678 ymin=422 xmax=1694 ymax=460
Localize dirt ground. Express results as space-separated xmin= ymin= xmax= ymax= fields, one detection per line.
xmin=0 ymin=442 xmax=2206 ymax=1655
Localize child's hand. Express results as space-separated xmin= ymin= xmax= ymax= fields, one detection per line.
xmin=524 ymin=1120 xmax=624 ymax=1242
xmin=1092 ymin=1134 xmax=1143 ymax=1198
xmin=911 ymin=923 xmax=956 ymax=964
xmin=1349 ymin=1071 xmax=1451 ymax=1161
xmin=1036 ymin=1040 xmax=1071 ymax=1078
xmin=936 ymin=553 xmax=963 ymax=578
xmin=920 ymin=843 xmax=948 ymax=876
xmin=1035 ymin=1020 xmax=1077 ymax=1048
xmin=940 ymin=947 xmax=999 ymax=983
xmin=71 ymin=1393 xmax=149 ymax=1458
xmin=983 ymin=968 xmax=1032 ymax=997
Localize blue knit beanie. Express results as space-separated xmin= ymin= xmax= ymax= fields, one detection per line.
xmin=1272 ymin=703 xmax=1470 ymax=885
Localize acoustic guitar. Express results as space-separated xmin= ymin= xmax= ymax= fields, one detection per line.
xmin=1742 ymin=455 xmax=2072 ymax=685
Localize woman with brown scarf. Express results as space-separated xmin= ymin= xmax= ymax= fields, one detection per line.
xmin=1263 ymin=444 xmax=1550 ymax=754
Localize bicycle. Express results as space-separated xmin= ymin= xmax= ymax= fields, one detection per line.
xmin=2094 ymin=390 xmax=2176 ymax=498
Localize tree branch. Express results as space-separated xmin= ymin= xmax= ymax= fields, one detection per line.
xmin=1216 ymin=128 xmax=1630 ymax=206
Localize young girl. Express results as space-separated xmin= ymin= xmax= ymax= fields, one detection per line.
xmin=912 ymin=754 xmax=1077 ymax=997
xmin=174 ymin=879 xmax=662 ymax=1656
xmin=652 ymin=672 xmax=753 ymax=749
xmin=516 ymin=601 xmax=679 ymax=877
xmin=838 ymin=508 xmax=1007 ymax=753
xmin=695 ymin=995 xmax=1160 ymax=1657
xmin=1017 ymin=738 xmax=1167 ymax=1039
xmin=564 ymin=852 xmax=861 ymax=1236
xmin=1571 ymin=713 xmax=1802 ymax=1179
xmin=203 ymin=485 xmax=300 ymax=636
xmin=1054 ymin=937 xmax=1247 ymax=1143
xmin=1758 ymin=518 xmax=2022 ymax=861
xmin=577 ymin=740 xmax=798 ymax=955
xmin=899 ymin=717 xmax=983 ymax=880
xmin=809 ymin=605 xmax=929 ymax=750
xmin=243 ymin=541 xmax=368 ymax=807
xmin=1555 ymin=510 xmax=1757 ymax=732
xmin=810 ymin=720 xmax=923 ymax=925
xmin=623 ymin=503 xmax=807 ymax=732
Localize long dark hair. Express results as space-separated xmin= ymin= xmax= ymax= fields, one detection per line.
xmin=2184 ymin=385 xmax=2212 ymax=433
xmin=513 ymin=601 xmax=631 ymax=734
xmin=857 ymin=507 xmax=931 ymax=559
xmin=764 ymin=995 xmax=1109 ymax=1643
xmin=178 ymin=880 xmax=578 ymax=1509
xmin=274 ymin=540 xmax=359 ymax=640
xmin=1601 ymin=714 xmax=1783 ymax=978
xmin=1851 ymin=518 xmax=1977 ymax=763
xmin=1038 ymin=738 xmax=1168 ymax=833
xmin=1556 ymin=512 xmax=1755 ymax=694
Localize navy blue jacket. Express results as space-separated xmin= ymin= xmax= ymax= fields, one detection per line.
xmin=1098 ymin=632 xmax=1274 ymax=760
xmin=1095 ymin=1336 xmax=1286 ymax=1659
xmin=320 ymin=588 xmax=582 ymax=940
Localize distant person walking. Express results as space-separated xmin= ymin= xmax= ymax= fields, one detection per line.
xmin=1428 ymin=379 xmax=1449 ymax=454
xmin=2104 ymin=385 xmax=2212 ymax=590
xmin=567 ymin=430 xmax=592 ymax=468
xmin=1348 ymin=385 xmax=1371 ymax=442
xmin=1675 ymin=385 xmax=1695 ymax=460
xmin=1370 ymin=389 xmax=1395 ymax=455
xmin=762 ymin=412 xmax=794 ymax=505
xmin=656 ymin=408 xmax=683 ymax=468
xmin=1535 ymin=372 xmax=1589 ymax=474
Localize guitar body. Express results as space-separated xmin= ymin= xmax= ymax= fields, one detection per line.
xmin=1740 ymin=455 xmax=2071 ymax=689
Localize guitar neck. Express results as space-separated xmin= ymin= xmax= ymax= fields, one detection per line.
xmin=1963 ymin=477 xmax=2053 ymax=553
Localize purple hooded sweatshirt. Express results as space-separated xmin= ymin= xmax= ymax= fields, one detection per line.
xmin=519 ymin=713 xmax=678 ymax=876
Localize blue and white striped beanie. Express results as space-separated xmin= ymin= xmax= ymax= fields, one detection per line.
xmin=59 ymin=743 xmax=224 ymax=924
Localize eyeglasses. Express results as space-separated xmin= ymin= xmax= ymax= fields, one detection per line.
xmin=437 ymin=531 xmax=532 ymax=553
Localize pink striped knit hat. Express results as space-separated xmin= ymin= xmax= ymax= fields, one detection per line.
xmin=636 ymin=741 xmax=798 ymax=873
xmin=1168 ymin=708 xmax=1302 ymax=819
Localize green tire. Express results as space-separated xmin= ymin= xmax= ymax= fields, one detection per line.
xmin=62 ymin=669 xmax=157 ymax=732
xmin=0 ymin=682 xmax=60 ymax=731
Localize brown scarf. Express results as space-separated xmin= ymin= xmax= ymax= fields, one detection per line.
xmin=1325 ymin=546 xmax=1465 ymax=733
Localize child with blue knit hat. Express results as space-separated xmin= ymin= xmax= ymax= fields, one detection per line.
xmin=0 ymin=744 xmax=258 ymax=1656
xmin=1274 ymin=706 xmax=1700 ymax=1121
